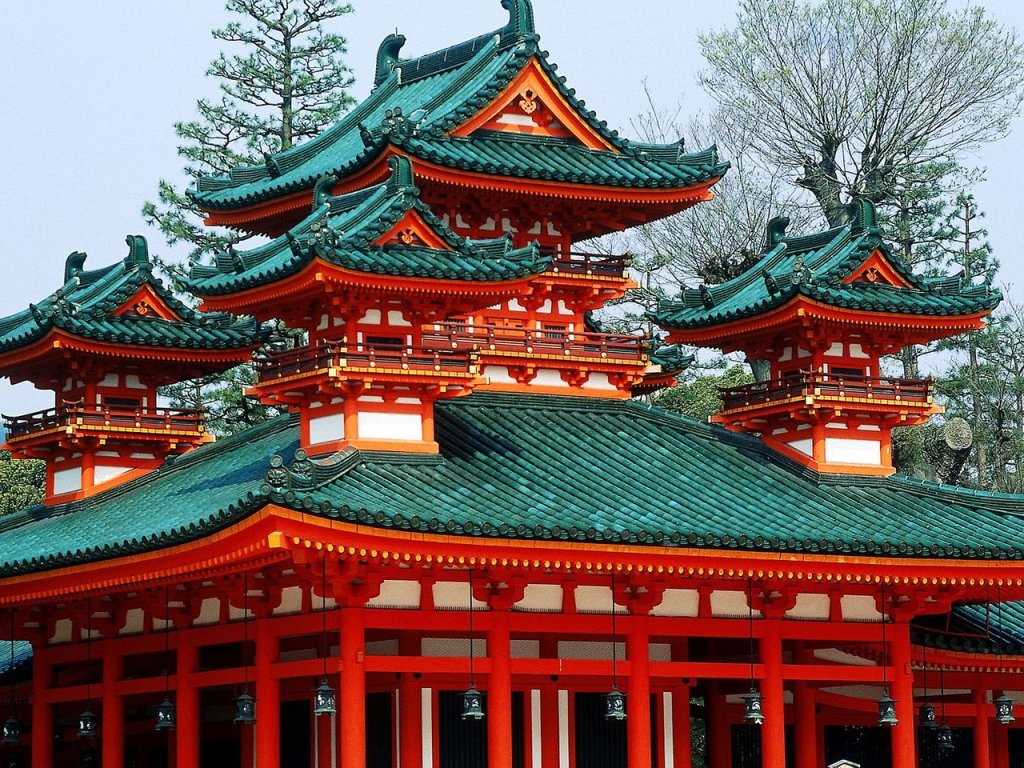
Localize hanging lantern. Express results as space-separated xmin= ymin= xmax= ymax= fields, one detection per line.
xmin=996 ymin=694 xmax=1015 ymax=725
xmin=1 ymin=715 xmax=19 ymax=744
xmin=461 ymin=686 xmax=485 ymax=721
xmin=878 ymin=689 xmax=898 ymax=726
xmin=743 ymin=688 xmax=764 ymax=726
xmin=77 ymin=707 xmax=98 ymax=740
xmin=936 ymin=722 xmax=954 ymax=752
xmin=313 ymin=678 xmax=336 ymax=717
xmin=233 ymin=688 xmax=256 ymax=726
xmin=155 ymin=696 xmax=176 ymax=731
xmin=604 ymin=685 xmax=626 ymax=721
xmin=918 ymin=701 xmax=937 ymax=730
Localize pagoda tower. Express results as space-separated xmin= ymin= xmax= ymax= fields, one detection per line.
xmin=651 ymin=200 xmax=1001 ymax=476
xmin=0 ymin=236 xmax=264 ymax=500
xmin=187 ymin=157 xmax=550 ymax=453
xmin=190 ymin=0 xmax=727 ymax=399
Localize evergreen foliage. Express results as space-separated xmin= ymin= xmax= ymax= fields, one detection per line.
xmin=0 ymin=451 xmax=43 ymax=516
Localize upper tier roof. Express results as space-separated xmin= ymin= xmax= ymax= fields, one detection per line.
xmin=186 ymin=158 xmax=549 ymax=297
xmin=3 ymin=391 xmax=1024 ymax=580
xmin=651 ymin=200 xmax=1001 ymax=332
xmin=0 ymin=236 xmax=263 ymax=357
xmin=189 ymin=0 xmax=728 ymax=212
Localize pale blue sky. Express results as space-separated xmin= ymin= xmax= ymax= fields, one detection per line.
xmin=0 ymin=0 xmax=1020 ymax=414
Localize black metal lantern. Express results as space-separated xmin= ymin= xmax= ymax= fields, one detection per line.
xmin=1 ymin=715 xmax=19 ymax=744
xmin=936 ymin=722 xmax=954 ymax=753
xmin=919 ymin=701 xmax=937 ymax=729
xmin=155 ymin=696 xmax=175 ymax=731
xmin=313 ymin=678 xmax=336 ymax=717
xmin=878 ymin=689 xmax=898 ymax=726
xmin=996 ymin=694 xmax=1015 ymax=725
xmin=743 ymin=688 xmax=764 ymax=726
xmin=604 ymin=685 xmax=626 ymax=721
xmin=233 ymin=688 xmax=256 ymax=725
xmin=77 ymin=707 xmax=98 ymax=740
xmin=461 ymin=686 xmax=485 ymax=721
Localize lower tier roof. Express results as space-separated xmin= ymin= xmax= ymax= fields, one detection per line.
xmin=0 ymin=393 xmax=1022 ymax=580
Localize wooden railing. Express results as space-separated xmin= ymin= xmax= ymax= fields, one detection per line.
xmin=423 ymin=323 xmax=645 ymax=361
xmin=3 ymin=404 xmax=206 ymax=439
xmin=254 ymin=341 xmax=477 ymax=382
xmin=718 ymin=371 xmax=932 ymax=411
xmin=547 ymin=250 xmax=630 ymax=277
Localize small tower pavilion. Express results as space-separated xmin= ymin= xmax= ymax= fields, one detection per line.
xmin=650 ymin=200 xmax=1001 ymax=476
xmin=0 ymin=236 xmax=264 ymax=501
xmin=190 ymin=0 xmax=728 ymax=398
xmin=187 ymin=157 xmax=550 ymax=453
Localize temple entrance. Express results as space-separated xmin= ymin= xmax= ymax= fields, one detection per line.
xmin=438 ymin=690 xmax=525 ymax=768
xmin=730 ymin=723 xmax=794 ymax=768
xmin=824 ymin=725 xmax=892 ymax=767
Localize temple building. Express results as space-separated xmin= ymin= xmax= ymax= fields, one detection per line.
xmin=0 ymin=2 xmax=1020 ymax=768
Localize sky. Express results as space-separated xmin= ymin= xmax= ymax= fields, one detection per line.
xmin=0 ymin=0 xmax=1021 ymax=414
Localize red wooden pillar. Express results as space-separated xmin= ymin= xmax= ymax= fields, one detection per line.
xmin=705 ymin=682 xmax=730 ymax=768
xmin=256 ymin=617 xmax=280 ymax=768
xmin=340 ymin=606 xmax=366 ymax=768
xmin=992 ymin=711 xmax=1010 ymax=768
xmin=539 ymin=635 xmax=560 ymax=768
xmin=399 ymin=635 xmax=422 ymax=768
xmin=759 ymin=619 xmax=785 ymax=768
xmin=793 ymin=643 xmax=816 ymax=768
xmin=102 ymin=641 xmax=125 ymax=768
xmin=974 ymin=682 xmax=991 ymax=768
xmin=671 ymin=685 xmax=693 ymax=768
xmin=176 ymin=629 xmax=200 ymax=768
xmin=889 ymin=621 xmax=916 ymax=768
xmin=30 ymin=646 xmax=53 ymax=768
xmin=488 ymin=607 xmax=513 ymax=768
xmin=628 ymin=613 xmax=652 ymax=768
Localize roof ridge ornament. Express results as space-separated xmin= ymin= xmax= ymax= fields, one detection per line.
xmin=312 ymin=175 xmax=338 ymax=211
xmin=501 ymin=0 xmax=536 ymax=38
xmin=765 ymin=215 xmax=790 ymax=250
xmin=762 ymin=268 xmax=780 ymax=295
xmin=387 ymin=156 xmax=418 ymax=194
xmin=846 ymin=198 xmax=878 ymax=232
xmin=64 ymin=252 xmax=88 ymax=284
xmin=375 ymin=33 xmax=407 ymax=86
xmin=124 ymin=235 xmax=151 ymax=270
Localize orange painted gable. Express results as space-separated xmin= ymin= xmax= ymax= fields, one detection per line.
xmin=375 ymin=209 xmax=452 ymax=250
xmin=841 ymin=250 xmax=913 ymax=288
xmin=111 ymin=284 xmax=183 ymax=321
xmin=451 ymin=58 xmax=617 ymax=151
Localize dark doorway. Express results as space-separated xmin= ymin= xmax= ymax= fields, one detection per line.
xmin=919 ymin=726 xmax=973 ymax=767
xmin=281 ymin=699 xmax=312 ymax=768
xmin=730 ymin=723 xmax=795 ymax=768
xmin=438 ymin=690 xmax=525 ymax=768
xmin=824 ymin=725 xmax=892 ymax=767
xmin=367 ymin=692 xmax=394 ymax=768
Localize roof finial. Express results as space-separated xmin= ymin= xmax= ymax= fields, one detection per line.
xmin=64 ymin=252 xmax=88 ymax=283
xmin=846 ymin=197 xmax=878 ymax=232
xmin=501 ymin=0 xmax=536 ymax=37
xmin=387 ymin=156 xmax=416 ymax=193
xmin=312 ymin=174 xmax=338 ymax=210
xmin=764 ymin=215 xmax=790 ymax=250
xmin=124 ymin=235 xmax=151 ymax=269
xmin=375 ymin=32 xmax=407 ymax=86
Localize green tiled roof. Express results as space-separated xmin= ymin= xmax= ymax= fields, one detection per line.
xmin=915 ymin=602 xmax=1024 ymax=656
xmin=190 ymin=0 xmax=728 ymax=212
xmin=4 ymin=392 xmax=1024 ymax=580
xmin=651 ymin=200 xmax=1001 ymax=330
xmin=186 ymin=158 xmax=549 ymax=296
xmin=0 ymin=236 xmax=263 ymax=355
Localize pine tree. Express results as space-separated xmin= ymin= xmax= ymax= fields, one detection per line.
xmin=0 ymin=451 xmax=44 ymax=516
xmin=143 ymin=0 xmax=356 ymax=261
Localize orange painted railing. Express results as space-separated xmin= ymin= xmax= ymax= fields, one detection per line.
xmin=546 ymin=250 xmax=630 ymax=277
xmin=718 ymin=371 xmax=932 ymax=411
xmin=254 ymin=341 xmax=477 ymax=382
xmin=423 ymin=323 xmax=645 ymax=362
xmin=4 ymin=404 xmax=206 ymax=439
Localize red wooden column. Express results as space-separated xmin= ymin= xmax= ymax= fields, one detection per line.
xmin=176 ymin=628 xmax=200 ymax=768
xmin=759 ymin=619 xmax=785 ymax=768
xmin=488 ymin=606 xmax=513 ymax=768
xmin=340 ymin=605 xmax=367 ymax=768
xmin=627 ymin=613 xmax=652 ymax=768
xmin=992 ymin=710 xmax=1010 ymax=768
xmin=30 ymin=645 xmax=53 ymax=768
xmin=102 ymin=640 xmax=125 ymax=768
xmin=398 ymin=635 xmax=422 ymax=768
xmin=255 ymin=617 xmax=280 ymax=768
xmin=705 ymin=682 xmax=730 ymax=768
xmin=793 ymin=644 xmax=817 ymax=768
xmin=888 ymin=620 xmax=916 ymax=768
xmin=671 ymin=683 xmax=693 ymax=768
xmin=540 ymin=638 xmax=560 ymax=768
xmin=974 ymin=682 xmax=991 ymax=768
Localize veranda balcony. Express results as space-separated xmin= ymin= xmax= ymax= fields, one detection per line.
xmin=718 ymin=371 xmax=934 ymax=413
xmin=423 ymin=323 xmax=647 ymax=363
xmin=546 ymin=250 xmax=631 ymax=278
xmin=3 ymin=404 xmax=207 ymax=446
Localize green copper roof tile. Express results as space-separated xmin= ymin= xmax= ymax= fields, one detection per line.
xmin=0 ymin=236 xmax=263 ymax=355
xmin=190 ymin=1 xmax=727 ymax=212
xmin=187 ymin=158 xmax=550 ymax=296
xmin=651 ymin=200 xmax=1001 ymax=330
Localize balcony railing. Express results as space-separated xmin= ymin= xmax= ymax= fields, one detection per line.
xmin=546 ymin=250 xmax=630 ymax=277
xmin=254 ymin=341 xmax=477 ymax=383
xmin=423 ymin=323 xmax=646 ymax=362
xmin=3 ymin=404 xmax=206 ymax=440
xmin=718 ymin=371 xmax=933 ymax=412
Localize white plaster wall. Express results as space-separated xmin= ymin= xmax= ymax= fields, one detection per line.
xmin=53 ymin=467 xmax=82 ymax=495
xmin=309 ymin=413 xmax=344 ymax=445
xmin=366 ymin=580 xmax=421 ymax=609
xmin=515 ymin=584 xmax=563 ymax=612
xmin=788 ymin=439 xmax=814 ymax=457
xmin=825 ymin=438 xmax=881 ymax=466
xmin=786 ymin=593 xmax=831 ymax=620
xmin=357 ymin=411 xmax=422 ymax=441
xmin=650 ymin=589 xmax=699 ymax=617
xmin=94 ymin=465 xmax=132 ymax=485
